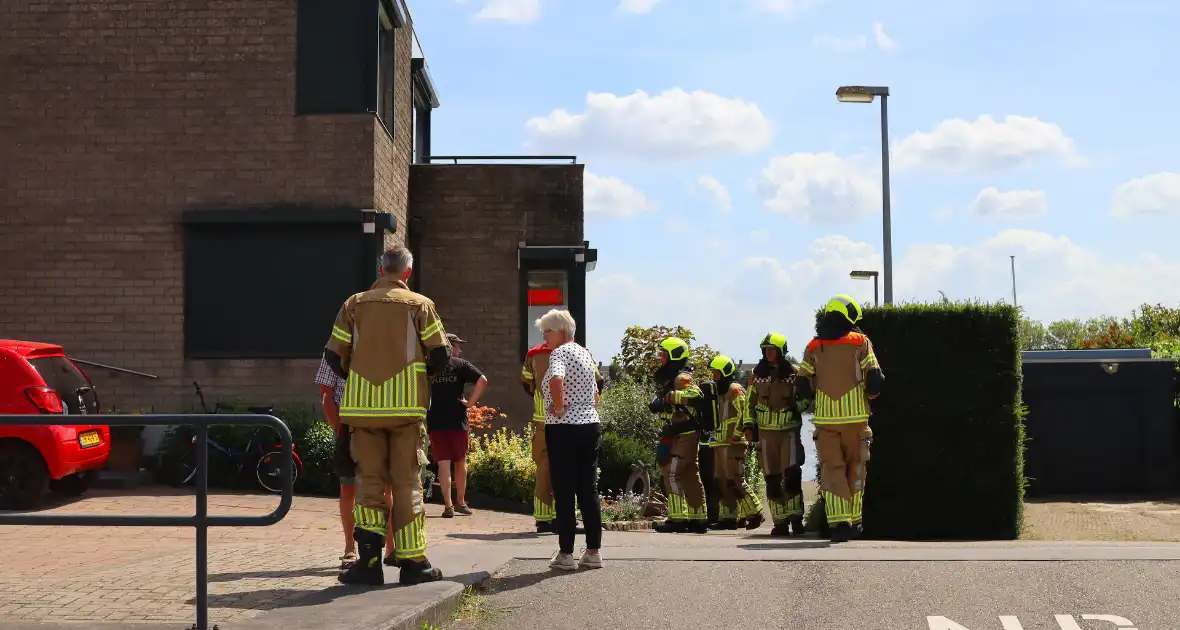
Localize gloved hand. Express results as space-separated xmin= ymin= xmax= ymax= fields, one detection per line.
xmin=649 ymin=394 xmax=666 ymax=413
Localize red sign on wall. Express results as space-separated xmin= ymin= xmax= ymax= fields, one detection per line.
xmin=528 ymin=288 xmax=565 ymax=306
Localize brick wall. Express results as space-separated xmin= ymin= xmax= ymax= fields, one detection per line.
xmin=408 ymin=164 xmax=585 ymax=431
xmin=0 ymin=0 xmax=412 ymax=418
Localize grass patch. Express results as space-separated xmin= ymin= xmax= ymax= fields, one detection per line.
xmin=441 ymin=585 xmax=503 ymax=629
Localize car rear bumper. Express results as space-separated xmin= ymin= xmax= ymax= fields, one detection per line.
xmin=54 ymin=428 xmax=111 ymax=479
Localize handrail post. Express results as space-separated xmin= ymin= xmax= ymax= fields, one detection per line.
xmin=195 ymin=422 xmax=210 ymax=630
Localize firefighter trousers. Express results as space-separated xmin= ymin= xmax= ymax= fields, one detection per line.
xmin=759 ymin=427 xmax=806 ymax=524
xmin=530 ymin=419 xmax=556 ymax=523
xmin=713 ymin=444 xmax=762 ymax=521
xmin=660 ymin=431 xmax=707 ymax=522
xmin=349 ymin=421 xmax=430 ymax=563
xmin=814 ymin=421 xmax=872 ymax=526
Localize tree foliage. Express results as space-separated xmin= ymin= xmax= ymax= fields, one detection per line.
xmin=1017 ymin=303 xmax=1180 ymax=351
xmin=611 ymin=324 xmax=719 ymax=383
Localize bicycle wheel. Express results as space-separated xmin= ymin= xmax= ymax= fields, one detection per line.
xmin=176 ymin=451 xmax=198 ymax=486
xmin=255 ymin=451 xmax=298 ymax=493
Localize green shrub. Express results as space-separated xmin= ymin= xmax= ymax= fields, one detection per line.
xmin=466 ymin=426 xmax=536 ymax=505
xmin=811 ymin=301 xmax=1025 ymax=539
xmin=598 ymin=431 xmax=657 ymax=495
xmin=598 ymin=377 xmax=662 ymax=446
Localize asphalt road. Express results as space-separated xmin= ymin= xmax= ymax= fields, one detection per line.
xmin=453 ymin=559 xmax=1179 ymax=630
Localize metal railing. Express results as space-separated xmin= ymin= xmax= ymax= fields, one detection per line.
xmin=425 ymin=155 xmax=578 ymax=164
xmin=0 ymin=414 xmax=294 ymax=630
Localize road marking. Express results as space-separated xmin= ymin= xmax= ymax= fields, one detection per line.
xmin=927 ymin=615 xmax=1137 ymax=629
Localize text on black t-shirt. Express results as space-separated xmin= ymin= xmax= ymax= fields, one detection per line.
xmin=426 ymin=357 xmax=484 ymax=431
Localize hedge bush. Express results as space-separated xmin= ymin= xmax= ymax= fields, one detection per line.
xmin=466 ymin=426 xmax=536 ymax=505
xmin=813 ymin=301 xmax=1026 ymax=540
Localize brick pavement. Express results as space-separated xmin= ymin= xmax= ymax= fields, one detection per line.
xmin=0 ymin=487 xmax=533 ymax=625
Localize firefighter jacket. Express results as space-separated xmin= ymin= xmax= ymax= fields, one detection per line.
xmin=520 ymin=344 xmax=551 ymax=422
xmin=746 ymin=365 xmax=804 ymax=431
xmin=700 ymin=380 xmax=749 ymax=447
xmin=797 ymin=331 xmax=882 ymax=425
xmin=653 ymin=371 xmax=702 ymax=436
xmin=522 ymin=344 xmax=606 ymax=422
xmin=325 ymin=276 xmax=450 ymax=428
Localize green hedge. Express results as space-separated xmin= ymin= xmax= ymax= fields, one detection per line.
xmin=813 ymin=301 xmax=1026 ymax=540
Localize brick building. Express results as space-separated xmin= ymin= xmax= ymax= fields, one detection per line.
xmin=0 ymin=0 xmax=595 ymax=438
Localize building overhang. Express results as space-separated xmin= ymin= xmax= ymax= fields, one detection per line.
xmin=181 ymin=206 xmax=397 ymax=234
xmin=411 ymin=57 xmax=440 ymax=109
xmin=517 ymin=241 xmax=597 ymax=271
xmin=381 ymin=0 xmax=407 ymax=28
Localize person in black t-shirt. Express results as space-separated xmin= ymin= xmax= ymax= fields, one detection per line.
xmin=427 ymin=333 xmax=488 ymax=517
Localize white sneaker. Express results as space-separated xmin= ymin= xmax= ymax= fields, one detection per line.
xmin=549 ymin=551 xmax=578 ymax=571
xmin=578 ymin=549 xmax=603 ymax=569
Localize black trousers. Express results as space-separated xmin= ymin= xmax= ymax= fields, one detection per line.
xmin=545 ymin=422 xmax=603 ymax=554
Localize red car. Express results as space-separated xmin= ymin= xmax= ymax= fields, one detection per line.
xmin=0 ymin=339 xmax=110 ymax=509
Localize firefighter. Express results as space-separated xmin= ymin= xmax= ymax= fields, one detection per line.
xmin=521 ymin=342 xmax=605 ymax=533
xmin=745 ymin=332 xmax=808 ymax=537
xmin=703 ymin=355 xmax=764 ymax=530
xmin=650 ymin=337 xmax=708 ymax=533
xmin=797 ymin=294 xmax=885 ymax=543
xmin=326 ymin=247 xmax=452 ymax=586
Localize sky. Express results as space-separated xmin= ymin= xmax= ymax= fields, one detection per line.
xmin=410 ymin=0 xmax=1180 ymax=366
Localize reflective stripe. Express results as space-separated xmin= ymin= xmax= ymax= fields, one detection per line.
xmin=860 ymin=352 xmax=878 ymax=369
xmin=812 ymin=386 xmax=871 ymax=424
xmin=332 ymin=326 xmax=352 ymax=344
xmin=419 ymin=319 xmax=443 ymax=341
xmin=393 ymin=511 xmax=427 ymax=560
xmin=798 ymin=361 xmax=815 ymax=376
xmin=353 ymin=504 xmax=387 ymax=536
xmin=532 ymin=390 xmax=546 ymax=421
xmin=340 ymin=363 xmax=428 ymax=418
xmin=823 ymin=491 xmax=854 ymax=524
xmin=534 ymin=497 xmax=556 ymax=522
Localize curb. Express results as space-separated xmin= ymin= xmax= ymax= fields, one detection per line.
xmin=380 ymin=570 xmax=498 ymax=630
xmin=602 ymin=520 xmax=655 ymax=531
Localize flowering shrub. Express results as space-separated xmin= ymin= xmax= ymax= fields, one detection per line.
xmin=600 ymin=491 xmax=646 ymax=522
xmin=465 ymin=425 xmax=536 ymax=505
xmin=466 ymin=405 xmax=504 ymax=432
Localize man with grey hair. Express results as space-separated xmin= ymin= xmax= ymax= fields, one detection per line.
xmin=325 ymin=245 xmax=452 ymax=586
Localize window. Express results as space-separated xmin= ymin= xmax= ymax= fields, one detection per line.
xmin=525 ymin=270 xmax=568 ymax=349
xmin=376 ymin=5 xmax=395 ymax=128
xmin=183 ymin=222 xmax=372 ymax=359
xmin=295 ymin=0 xmax=400 ymax=121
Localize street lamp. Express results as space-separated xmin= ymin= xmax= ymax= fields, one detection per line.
xmin=836 ymin=84 xmax=893 ymax=306
xmin=849 ymin=270 xmax=879 ymax=307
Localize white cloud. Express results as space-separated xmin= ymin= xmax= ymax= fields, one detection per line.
xmin=756 ymin=152 xmax=881 ymax=223
xmin=475 ymin=0 xmax=540 ymax=22
xmin=523 ymin=88 xmax=774 ymax=161
xmin=967 ymin=187 xmax=1048 ymax=220
xmin=586 ymin=229 xmax=1180 ymax=365
xmin=618 ymin=0 xmax=663 ymax=14
xmin=812 ymin=34 xmax=867 ymax=53
xmin=873 ymin=22 xmax=897 ymax=50
xmin=933 ymin=206 xmax=954 ymax=223
xmin=1110 ymin=172 xmax=1180 ymax=218
xmin=693 ymin=175 xmax=733 ymax=213
xmin=584 ymin=171 xmax=657 ymax=219
xmin=894 ymin=115 xmax=1082 ymax=172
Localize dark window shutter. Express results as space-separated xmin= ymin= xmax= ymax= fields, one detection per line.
xmin=295 ymin=0 xmax=378 ymax=115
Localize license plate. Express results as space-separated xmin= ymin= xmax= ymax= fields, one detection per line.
xmin=78 ymin=430 xmax=101 ymax=448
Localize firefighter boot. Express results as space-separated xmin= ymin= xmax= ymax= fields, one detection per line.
xmin=744 ymin=512 xmax=764 ymax=530
xmin=337 ymin=528 xmax=384 ymax=586
xmin=655 ymin=520 xmax=687 ymax=533
xmin=399 ymin=559 xmax=443 ymax=586
xmin=770 ymin=521 xmax=791 ymax=536
xmin=830 ymin=522 xmax=857 ymax=544
xmin=712 ymin=519 xmax=738 ymax=530
xmin=535 ymin=521 xmax=553 ymax=534
xmin=789 ymin=516 xmax=806 ymax=536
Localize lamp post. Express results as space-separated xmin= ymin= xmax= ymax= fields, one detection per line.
xmin=849 ymin=270 xmax=879 ymax=307
xmin=836 ymin=85 xmax=893 ymax=305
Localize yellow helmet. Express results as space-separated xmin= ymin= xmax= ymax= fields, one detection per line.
xmin=759 ymin=332 xmax=788 ymax=356
xmin=658 ymin=337 xmax=690 ymax=362
xmin=708 ymin=355 xmax=736 ymax=378
xmin=826 ymin=293 xmax=863 ymax=325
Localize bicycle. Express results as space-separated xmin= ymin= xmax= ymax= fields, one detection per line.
xmin=173 ymin=381 xmax=305 ymax=494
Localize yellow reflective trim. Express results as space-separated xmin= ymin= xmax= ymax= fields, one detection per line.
xmin=419 ymin=319 xmax=443 ymax=341
xmin=341 ymin=363 xmax=427 ymax=418
xmin=812 ymin=386 xmax=871 ymax=423
xmin=798 ymin=362 xmax=815 ymax=376
xmin=860 ymin=353 xmax=877 ymax=368
xmin=522 ymin=368 xmax=533 ymax=379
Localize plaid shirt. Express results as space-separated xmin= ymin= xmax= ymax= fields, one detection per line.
xmin=314 ymin=356 xmax=346 ymax=406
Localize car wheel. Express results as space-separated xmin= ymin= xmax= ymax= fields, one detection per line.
xmin=0 ymin=440 xmax=51 ymax=510
xmin=48 ymin=470 xmax=99 ymax=497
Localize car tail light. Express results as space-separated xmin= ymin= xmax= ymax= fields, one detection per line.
xmin=25 ymin=386 xmax=64 ymax=414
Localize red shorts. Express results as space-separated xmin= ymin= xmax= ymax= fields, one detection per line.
xmin=429 ymin=429 xmax=470 ymax=463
